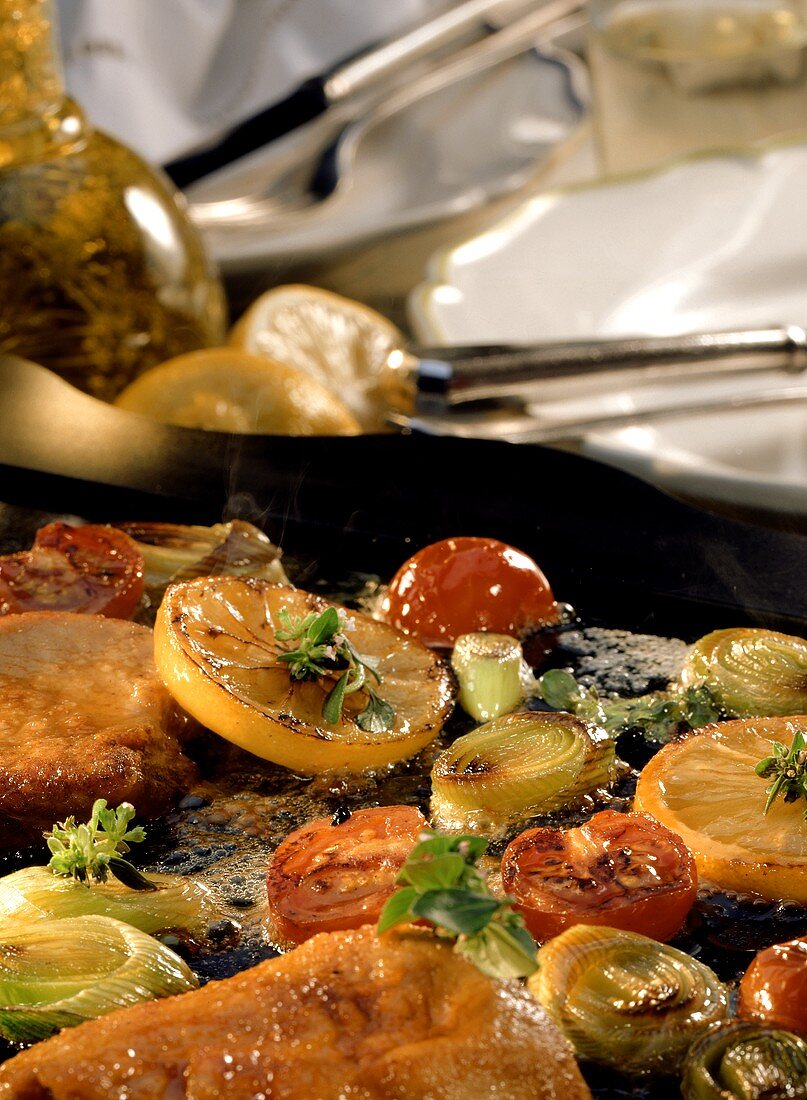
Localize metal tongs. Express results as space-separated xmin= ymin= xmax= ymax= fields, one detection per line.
xmin=382 ymin=326 xmax=807 ymax=440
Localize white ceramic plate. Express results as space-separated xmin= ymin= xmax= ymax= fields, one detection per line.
xmin=189 ymin=44 xmax=587 ymax=273
xmin=410 ymin=141 xmax=807 ymax=515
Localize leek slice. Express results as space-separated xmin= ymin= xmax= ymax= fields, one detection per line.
xmin=682 ymin=628 xmax=807 ymax=718
xmin=430 ymin=710 xmax=615 ymax=830
xmin=117 ymin=520 xmax=288 ymax=612
xmin=451 ymin=633 xmax=529 ymax=723
xmin=0 ymin=915 xmax=197 ymax=1042
xmin=682 ymin=1021 xmax=807 ymax=1100
xmin=529 ymin=924 xmax=729 ymax=1077
xmin=0 ymin=867 xmax=218 ymax=940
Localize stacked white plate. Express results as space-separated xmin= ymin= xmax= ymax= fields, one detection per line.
xmin=410 ymin=141 xmax=807 ymax=515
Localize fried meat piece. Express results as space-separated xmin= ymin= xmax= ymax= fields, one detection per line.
xmin=0 ymin=612 xmax=197 ymax=847
xmin=0 ymin=926 xmax=591 ymax=1099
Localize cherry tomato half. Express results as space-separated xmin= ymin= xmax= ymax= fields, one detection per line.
xmin=739 ymin=938 xmax=807 ymax=1036
xmin=381 ymin=536 xmax=558 ymax=647
xmin=0 ymin=523 xmax=144 ymax=619
xmin=265 ymin=805 xmax=426 ymax=945
xmin=501 ymin=810 xmax=697 ymax=943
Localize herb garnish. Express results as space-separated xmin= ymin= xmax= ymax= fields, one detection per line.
xmin=377 ymin=832 xmax=537 ymax=979
xmin=45 ymin=799 xmax=155 ymax=891
xmin=275 ymin=606 xmax=394 ymax=732
xmin=537 ymin=668 xmax=721 ymax=743
xmin=756 ymin=729 xmax=807 ymax=817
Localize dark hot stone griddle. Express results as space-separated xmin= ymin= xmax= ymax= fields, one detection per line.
xmin=0 ymin=400 xmax=806 ymax=1096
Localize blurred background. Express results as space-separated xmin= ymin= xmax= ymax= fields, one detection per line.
xmin=2 ymin=0 xmax=806 ymax=525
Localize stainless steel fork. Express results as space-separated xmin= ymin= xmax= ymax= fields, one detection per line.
xmin=188 ymin=0 xmax=584 ymax=230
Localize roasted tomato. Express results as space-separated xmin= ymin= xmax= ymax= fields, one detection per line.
xmin=265 ymin=805 xmax=426 ymax=944
xmin=739 ymin=938 xmax=807 ymax=1035
xmin=501 ymin=810 xmax=698 ymax=942
xmin=380 ymin=536 xmax=558 ymax=647
xmin=0 ymin=523 xmax=144 ymax=619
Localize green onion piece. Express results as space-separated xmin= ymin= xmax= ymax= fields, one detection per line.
xmin=0 ymin=915 xmax=198 ymax=1043
xmin=0 ymin=866 xmax=219 ymax=940
xmin=681 ymin=627 xmax=807 ymax=718
xmin=451 ymin=633 xmax=529 ymax=723
xmin=682 ymin=1021 xmax=807 ymax=1100
xmin=430 ymin=710 xmax=616 ymax=831
xmin=529 ymin=924 xmax=729 ymax=1077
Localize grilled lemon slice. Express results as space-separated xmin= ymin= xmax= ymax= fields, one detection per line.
xmin=229 ymin=285 xmax=401 ymax=430
xmin=154 ymin=577 xmax=454 ymax=773
xmin=634 ymin=716 xmax=807 ymax=902
xmin=114 ymin=348 xmax=360 ymax=435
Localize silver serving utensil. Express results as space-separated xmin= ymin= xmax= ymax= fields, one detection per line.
xmin=381 ymin=325 xmax=807 ymax=439
xmin=189 ymin=0 xmax=584 ymax=230
xmin=168 ymin=0 xmax=523 ymax=188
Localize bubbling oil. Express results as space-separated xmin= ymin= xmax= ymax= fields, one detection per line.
xmin=589 ymin=0 xmax=807 ymax=174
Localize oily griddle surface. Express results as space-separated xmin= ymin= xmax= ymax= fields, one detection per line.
xmin=1 ymin=508 xmax=806 ymax=1098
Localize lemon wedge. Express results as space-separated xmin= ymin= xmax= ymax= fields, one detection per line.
xmin=114 ymin=348 xmax=360 ymax=435
xmin=634 ymin=716 xmax=807 ymax=902
xmin=154 ymin=577 xmax=454 ymax=773
xmin=229 ymin=285 xmax=402 ymax=430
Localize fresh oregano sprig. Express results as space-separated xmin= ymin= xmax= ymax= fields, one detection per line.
xmin=756 ymin=729 xmax=807 ymax=817
xmin=45 ymin=799 xmax=155 ymax=891
xmin=377 ymin=832 xmax=537 ymax=980
xmin=275 ymin=606 xmax=394 ymax=732
xmin=537 ymin=668 xmax=721 ymax=744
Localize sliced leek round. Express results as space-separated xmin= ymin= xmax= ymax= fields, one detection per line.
xmin=0 ymin=915 xmax=197 ymax=1043
xmin=528 ymin=924 xmax=729 ymax=1076
xmin=117 ymin=520 xmax=288 ymax=600
xmin=682 ymin=628 xmax=807 ymax=718
xmin=451 ymin=633 xmax=528 ymax=723
xmin=0 ymin=867 xmax=218 ymax=940
xmin=682 ymin=1021 xmax=807 ymax=1100
xmin=155 ymin=577 xmax=454 ymax=773
xmin=430 ymin=710 xmax=615 ymax=830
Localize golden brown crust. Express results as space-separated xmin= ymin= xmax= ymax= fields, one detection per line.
xmin=0 ymin=612 xmax=197 ymax=845
xmin=0 ymin=927 xmax=591 ymax=1100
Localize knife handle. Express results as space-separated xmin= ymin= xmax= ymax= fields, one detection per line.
xmin=395 ymin=326 xmax=807 ymax=408
xmin=166 ymin=0 xmax=511 ymax=189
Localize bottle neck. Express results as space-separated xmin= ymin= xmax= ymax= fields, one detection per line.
xmin=0 ymin=0 xmax=87 ymax=166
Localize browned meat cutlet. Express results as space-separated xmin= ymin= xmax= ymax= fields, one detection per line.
xmin=0 ymin=612 xmax=197 ymax=848
xmin=0 ymin=926 xmax=592 ymax=1099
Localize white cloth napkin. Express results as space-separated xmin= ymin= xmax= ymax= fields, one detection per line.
xmin=58 ymin=0 xmax=450 ymax=165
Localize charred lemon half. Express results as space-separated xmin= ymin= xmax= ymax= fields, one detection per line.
xmin=154 ymin=577 xmax=454 ymax=774
xmin=634 ymin=716 xmax=807 ymax=903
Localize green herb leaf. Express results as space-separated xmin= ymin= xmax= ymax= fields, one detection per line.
xmin=309 ymin=606 xmax=341 ymax=646
xmin=356 ymin=689 xmax=394 ymax=733
xmin=397 ymin=852 xmax=468 ymax=892
xmin=538 ymin=668 xmax=592 ymax=712
xmin=275 ymin=606 xmax=395 ymax=729
xmin=404 ymin=832 xmax=489 ymax=865
xmin=377 ymin=829 xmax=537 ymax=980
xmin=322 ymin=670 xmax=350 ymax=725
xmin=106 ymin=856 xmax=157 ymax=892
xmin=377 ymin=886 xmax=418 ymax=933
xmin=456 ymin=918 xmax=538 ymax=979
xmin=757 ymin=729 xmax=807 ymax=815
xmin=45 ymin=800 xmax=153 ymax=890
xmin=411 ymin=889 xmax=500 ymax=935
xmin=536 ymin=670 xmax=722 ymax=744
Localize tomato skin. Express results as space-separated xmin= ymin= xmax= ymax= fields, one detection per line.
xmin=265 ymin=805 xmax=427 ymax=945
xmin=502 ymin=810 xmax=697 ymax=943
xmin=739 ymin=939 xmax=807 ymax=1036
xmin=381 ymin=537 xmax=558 ymax=647
xmin=0 ymin=523 xmax=144 ymax=619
